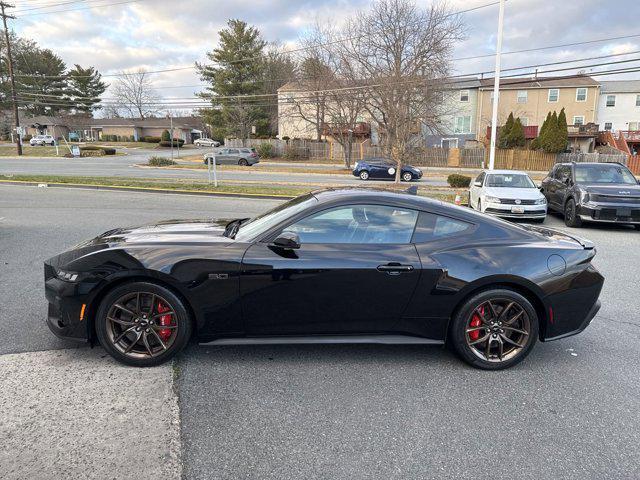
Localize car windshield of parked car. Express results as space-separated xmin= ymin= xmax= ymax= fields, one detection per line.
xmin=574 ymin=164 xmax=637 ymax=185
xmin=485 ymin=174 xmax=535 ymax=188
xmin=234 ymin=194 xmax=318 ymax=241
xmin=283 ymin=204 xmax=418 ymax=244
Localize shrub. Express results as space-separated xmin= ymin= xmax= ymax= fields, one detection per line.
xmin=147 ymin=156 xmax=176 ymax=166
xmin=256 ymin=143 xmax=274 ymax=158
xmin=161 ymin=130 xmax=171 ymax=142
xmin=447 ymin=174 xmax=471 ymax=188
xmin=283 ymin=145 xmax=298 ymax=160
xmin=79 ymin=145 xmax=116 ymax=155
xmin=281 ymin=136 xmax=290 ymax=142
xmin=159 ymin=139 xmax=185 ymax=147
xmin=141 ymin=136 xmax=161 ymax=143
xmin=101 ymin=147 xmax=116 ymax=155
xmin=102 ymin=134 xmax=118 ymax=142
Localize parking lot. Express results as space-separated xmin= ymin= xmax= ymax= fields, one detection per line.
xmin=1 ymin=184 xmax=639 ymax=479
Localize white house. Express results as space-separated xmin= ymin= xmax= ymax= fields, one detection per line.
xmin=597 ymin=80 xmax=640 ymax=132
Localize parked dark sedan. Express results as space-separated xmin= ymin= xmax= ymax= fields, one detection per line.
xmin=45 ymin=188 xmax=603 ymax=370
xmin=353 ymin=158 xmax=423 ymax=182
xmin=541 ymin=161 xmax=640 ymax=228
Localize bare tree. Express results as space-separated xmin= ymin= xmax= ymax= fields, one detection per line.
xmin=336 ymin=0 xmax=465 ymax=181
xmin=111 ymin=69 xmax=160 ymax=118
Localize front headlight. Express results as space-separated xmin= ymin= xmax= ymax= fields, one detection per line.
xmin=56 ymin=269 xmax=78 ymax=282
xmin=535 ymin=197 xmax=547 ymax=204
xmin=485 ymin=196 xmax=501 ymax=204
xmin=354 ymin=162 xmax=359 ymax=169
xmin=581 ymin=191 xmax=590 ymax=203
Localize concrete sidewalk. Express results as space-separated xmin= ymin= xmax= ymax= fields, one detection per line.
xmin=0 ymin=348 xmax=181 ymax=480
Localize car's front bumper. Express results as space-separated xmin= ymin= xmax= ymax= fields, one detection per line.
xmin=45 ymin=264 xmax=91 ymax=342
xmin=484 ymin=203 xmax=547 ymax=219
xmin=578 ymin=202 xmax=640 ymax=225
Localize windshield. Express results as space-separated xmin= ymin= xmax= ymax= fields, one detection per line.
xmin=574 ymin=164 xmax=637 ymax=185
xmin=234 ymin=194 xmax=317 ymax=241
xmin=486 ymin=174 xmax=536 ymax=188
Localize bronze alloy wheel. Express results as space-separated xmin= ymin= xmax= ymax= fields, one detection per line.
xmin=105 ymin=291 xmax=179 ymax=359
xmin=465 ymin=298 xmax=531 ymax=363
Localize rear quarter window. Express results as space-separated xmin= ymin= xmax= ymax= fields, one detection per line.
xmin=412 ymin=211 xmax=474 ymax=243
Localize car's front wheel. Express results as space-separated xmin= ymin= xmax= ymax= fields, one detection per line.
xmin=95 ymin=282 xmax=192 ymax=367
xmin=401 ymin=172 xmax=413 ymax=182
xmin=564 ymin=198 xmax=582 ymax=227
xmin=359 ymin=170 xmax=369 ymax=180
xmin=449 ymin=289 xmax=538 ymax=370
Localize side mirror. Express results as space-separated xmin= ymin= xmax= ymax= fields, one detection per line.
xmin=271 ymin=231 xmax=300 ymax=250
xmin=473 ymin=181 xmax=482 ymax=187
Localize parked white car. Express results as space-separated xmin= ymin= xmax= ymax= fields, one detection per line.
xmin=469 ymin=170 xmax=547 ymax=222
xmin=194 ymin=138 xmax=220 ymax=147
xmin=30 ymin=134 xmax=55 ymax=146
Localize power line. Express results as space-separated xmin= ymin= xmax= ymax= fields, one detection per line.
xmin=15 ymin=0 xmax=148 ymax=16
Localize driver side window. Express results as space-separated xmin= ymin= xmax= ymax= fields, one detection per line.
xmin=283 ymin=204 xmax=418 ymax=244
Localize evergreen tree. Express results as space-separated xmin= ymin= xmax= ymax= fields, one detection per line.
xmin=196 ymin=19 xmax=268 ymax=141
xmin=531 ymin=111 xmax=552 ymax=150
xmin=498 ymin=112 xmax=515 ymax=148
xmin=15 ymin=47 xmax=69 ymax=116
xmin=67 ymin=65 xmax=107 ymax=115
xmin=556 ymin=107 xmax=569 ymax=152
xmin=542 ymin=111 xmax=565 ymax=153
xmin=508 ymin=118 xmax=526 ymax=147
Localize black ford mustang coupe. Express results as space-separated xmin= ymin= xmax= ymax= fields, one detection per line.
xmin=45 ymin=188 xmax=603 ymax=369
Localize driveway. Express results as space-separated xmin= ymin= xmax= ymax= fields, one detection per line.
xmin=1 ymin=184 xmax=638 ymax=479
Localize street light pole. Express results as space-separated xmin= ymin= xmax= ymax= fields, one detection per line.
xmin=488 ymin=0 xmax=505 ymax=171
xmin=0 ymin=2 xmax=22 ymax=156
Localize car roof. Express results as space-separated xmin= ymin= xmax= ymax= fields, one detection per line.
xmin=483 ymin=170 xmax=529 ymax=175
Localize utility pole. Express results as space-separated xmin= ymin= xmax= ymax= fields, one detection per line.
xmin=488 ymin=0 xmax=505 ymax=170
xmin=0 ymin=2 xmax=22 ymax=156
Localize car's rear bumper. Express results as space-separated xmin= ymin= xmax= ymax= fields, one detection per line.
xmin=578 ymin=203 xmax=640 ymax=224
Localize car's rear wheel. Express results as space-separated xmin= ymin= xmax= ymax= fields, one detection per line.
xmin=359 ymin=170 xmax=369 ymax=180
xmin=95 ymin=282 xmax=192 ymax=367
xmin=564 ymin=198 xmax=582 ymax=227
xmin=634 ymin=224 xmax=640 ymax=231
xmin=238 ymin=158 xmax=248 ymax=166
xmin=449 ymin=289 xmax=538 ymax=370
xmin=401 ymin=172 xmax=413 ymax=182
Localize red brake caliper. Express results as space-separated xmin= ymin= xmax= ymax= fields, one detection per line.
xmin=157 ymin=301 xmax=173 ymax=342
xmin=469 ymin=306 xmax=484 ymax=341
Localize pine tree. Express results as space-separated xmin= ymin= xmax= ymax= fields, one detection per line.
xmin=196 ymin=20 xmax=268 ymax=141
xmin=531 ymin=111 xmax=552 ymax=150
xmin=15 ymin=47 xmax=69 ymax=116
xmin=542 ymin=111 xmax=564 ymax=153
xmin=498 ymin=112 xmax=515 ymax=148
xmin=67 ymin=65 xmax=108 ymax=115
xmin=508 ymin=118 xmax=526 ymax=147
xmin=556 ymin=107 xmax=569 ymax=152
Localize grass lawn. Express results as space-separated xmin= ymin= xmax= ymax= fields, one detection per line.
xmin=0 ymin=173 xmax=463 ymax=203
xmin=0 ymin=146 xmax=67 ymax=157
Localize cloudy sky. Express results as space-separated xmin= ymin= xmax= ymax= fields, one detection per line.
xmin=10 ymin=0 xmax=640 ymax=111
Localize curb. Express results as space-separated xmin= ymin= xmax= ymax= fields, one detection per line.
xmin=0 ymin=180 xmax=296 ymax=200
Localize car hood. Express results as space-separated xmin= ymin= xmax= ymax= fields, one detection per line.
xmin=578 ymin=183 xmax=640 ymax=196
xmin=484 ymin=187 xmax=543 ymax=200
xmin=46 ymin=219 xmax=237 ymax=269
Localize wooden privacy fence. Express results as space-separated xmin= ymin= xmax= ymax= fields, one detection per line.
xmin=628 ymin=155 xmax=640 ymax=175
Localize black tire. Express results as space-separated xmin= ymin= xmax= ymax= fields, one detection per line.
xmin=401 ymin=172 xmax=413 ymax=182
xmin=564 ymin=198 xmax=582 ymax=227
xmin=359 ymin=170 xmax=370 ymax=180
xmin=634 ymin=224 xmax=640 ymax=231
xmin=238 ymin=158 xmax=249 ymax=166
xmin=95 ymin=281 xmax=192 ymax=367
xmin=477 ymin=199 xmax=482 ymax=212
xmin=449 ymin=289 xmax=539 ymax=370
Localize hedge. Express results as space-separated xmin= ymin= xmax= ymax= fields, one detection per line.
xmin=147 ymin=156 xmax=177 ymax=166
xmin=159 ymin=139 xmax=185 ymax=147
xmin=141 ymin=136 xmax=161 ymax=143
xmin=79 ymin=145 xmax=116 ymax=156
xmin=447 ymin=174 xmax=471 ymax=188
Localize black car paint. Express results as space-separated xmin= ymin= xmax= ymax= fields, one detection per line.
xmin=352 ymin=159 xmax=423 ymax=180
xmin=45 ymin=189 xmax=603 ymax=346
xmin=541 ymin=162 xmax=640 ymax=225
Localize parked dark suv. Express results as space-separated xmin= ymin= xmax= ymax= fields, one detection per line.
xmin=540 ymin=162 xmax=640 ymax=228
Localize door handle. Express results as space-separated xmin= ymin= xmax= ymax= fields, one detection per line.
xmin=377 ymin=263 xmax=414 ymax=275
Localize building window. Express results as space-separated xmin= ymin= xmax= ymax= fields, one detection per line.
xmin=573 ymin=116 xmax=585 ymax=126
xmin=576 ymin=88 xmax=587 ymax=102
xmin=516 ymin=90 xmax=528 ymax=104
xmin=454 ymin=116 xmax=471 ymax=134
xmin=518 ymin=117 xmax=528 ymax=126
xmin=604 ymin=122 xmax=612 ymax=131
xmin=630 ymin=122 xmax=639 ymax=131
xmin=636 ymin=95 xmax=640 ymax=107
xmin=548 ymin=89 xmax=559 ymax=102
xmin=459 ymin=90 xmax=469 ymax=102
xmin=606 ymin=95 xmax=616 ymax=107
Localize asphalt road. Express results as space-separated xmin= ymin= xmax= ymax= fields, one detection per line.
xmin=0 ymin=148 xmax=448 ymax=187
xmin=1 ymin=184 xmax=639 ymax=479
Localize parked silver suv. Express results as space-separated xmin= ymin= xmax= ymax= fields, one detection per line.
xmin=203 ymin=147 xmax=260 ymax=166
xmin=30 ymin=134 xmax=55 ymax=146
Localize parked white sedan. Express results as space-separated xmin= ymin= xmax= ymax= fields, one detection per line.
xmin=469 ymin=170 xmax=547 ymax=222
xmin=194 ymin=138 xmax=220 ymax=147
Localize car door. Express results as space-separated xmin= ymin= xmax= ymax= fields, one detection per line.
xmin=552 ymin=165 xmax=571 ymax=209
xmin=543 ymin=165 xmax=561 ymax=210
xmin=240 ymin=203 xmax=422 ymax=336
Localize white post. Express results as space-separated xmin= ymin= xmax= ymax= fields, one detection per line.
xmin=488 ymin=0 xmax=505 ymax=171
